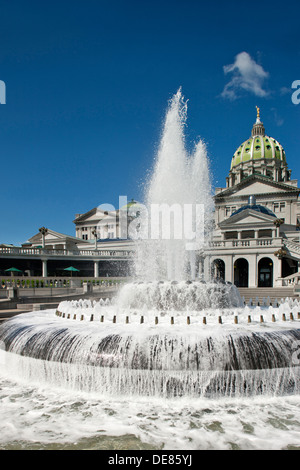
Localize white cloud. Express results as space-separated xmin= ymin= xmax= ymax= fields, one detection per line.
xmin=221 ymin=52 xmax=269 ymax=100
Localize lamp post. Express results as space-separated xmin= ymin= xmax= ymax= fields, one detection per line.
xmin=39 ymin=227 xmax=48 ymax=249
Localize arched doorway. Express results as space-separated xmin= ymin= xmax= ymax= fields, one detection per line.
xmin=211 ymin=259 xmax=225 ymax=281
xmin=258 ymin=258 xmax=273 ymax=287
xmin=234 ymin=258 xmax=249 ymax=287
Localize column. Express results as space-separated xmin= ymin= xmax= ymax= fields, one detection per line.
xmin=94 ymin=261 xmax=99 ymax=278
xmin=42 ymin=259 xmax=48 ymax=278
xmin=274 ymin=257 xmax=282 ymax=287
xmin=225 ymin=255 xmax=233 ymax=284
xmin=248 ymin=255 xmax=257 ymax=288
xmin=203 ymin=256 xmax=211 ymax=281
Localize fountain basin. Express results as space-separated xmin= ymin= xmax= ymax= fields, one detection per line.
xmin=0 ymin=306 xmax=300 ymax=398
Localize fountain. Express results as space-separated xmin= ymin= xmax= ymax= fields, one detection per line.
xmin=0 ymin=89 xmax=300 ymax=399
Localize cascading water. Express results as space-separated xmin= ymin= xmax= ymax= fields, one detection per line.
xmin=0 ymin=89 xmax=300 ymax=400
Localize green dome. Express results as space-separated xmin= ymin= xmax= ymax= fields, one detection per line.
xmin=231 ymin=134 xmax=286 ymax=170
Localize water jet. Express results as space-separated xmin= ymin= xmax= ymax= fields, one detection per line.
xmin=0 ymin=89 xmax=299 ymax=399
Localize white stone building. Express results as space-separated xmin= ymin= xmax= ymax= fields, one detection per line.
xmin=73 ymin=199 xmax=139 ymax=244
xmin=206 ymin=109 xmax=300 ymax=288
xmin=2 ymin=110 xmax=300 ymax=289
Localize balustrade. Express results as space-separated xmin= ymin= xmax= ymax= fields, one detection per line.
xmin=209 ymin=239 xmax=273 ymax=249
xmin=0 ymin=276 xmax=126 ymax=289
xmin=0 ymin=246 xmax=133 ymax=258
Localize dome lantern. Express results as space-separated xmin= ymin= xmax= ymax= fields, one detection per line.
xmin=251 ymin=106 xmax=265 ymax=137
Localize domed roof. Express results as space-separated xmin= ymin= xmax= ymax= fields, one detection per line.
xmin=120 ymin=199 xmax=144 ymax=213
xmin=230 ymin=109 xmax=286 ymax=170
xmin=231 ymin=204 xmax=276 ymax=218
xmin=230 ymin=196 xmax=276 ymax=218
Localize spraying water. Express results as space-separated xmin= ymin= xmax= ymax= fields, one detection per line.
xmin=134 ymin=88 xmax=214 ymax=281
xmin=0 ymin=89 xmax=299 ymax=404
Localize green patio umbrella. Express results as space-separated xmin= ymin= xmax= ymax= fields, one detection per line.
xmin=5 ymin=267 xmax=23 ymax=273
xmin=63 ymin=266 xmax=80 ymax=277
xmin=5 ymin=267 xmax=23 ymax=277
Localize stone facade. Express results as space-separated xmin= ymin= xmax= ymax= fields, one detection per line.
xmin=205 ymin=112 xmax=300 ymax=288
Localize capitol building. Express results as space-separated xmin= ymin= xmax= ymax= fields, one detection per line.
xmin=206 ymin=108 xmax=300 ymax=290
xmin=1 ymin=109 xmax=300 ymax=295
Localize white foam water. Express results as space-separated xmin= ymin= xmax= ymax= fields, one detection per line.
xmin=0 ymin=371 xmax=300 ymax=450
xmin=0 ymin=89 xmax=299 ymax=449
xmin=1 ymin=308 xmax=300 ymax=399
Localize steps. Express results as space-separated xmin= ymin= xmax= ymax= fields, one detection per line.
xmin=238 ymin=287 xmax=296 ymax=304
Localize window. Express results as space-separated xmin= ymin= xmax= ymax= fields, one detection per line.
xmin=225 ymin=231 xmax=238 ymax=240
xmin=225 ymin=206 xmax=236 ymax=217
xmin=82 ymin=234 xmax=88 ymax=240
xmin=241 ymin=230 xmax=254 ymax=239
xmin=273 ymin=202 xmax=285 ymax=212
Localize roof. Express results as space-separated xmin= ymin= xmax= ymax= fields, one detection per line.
xmin=215 ymin=173 xmax=300 ymax=200
xmin=231 ymin=134 xmax=286 ymax=169
xmin=230 ymin=204 xmax=276 ymax=218
xmin=230 ymin=112 xmax=286 ymax=170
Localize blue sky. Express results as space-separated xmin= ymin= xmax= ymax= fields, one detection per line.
xmin=1 ymin=0 xmax=300 ymax=245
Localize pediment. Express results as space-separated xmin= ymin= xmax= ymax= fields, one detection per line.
xmin=215 ymin=175 xmax=299 ymax=200
xmin=230 ymin=181 xmax=286 ymax=197
xmin=219 ymin=209 xmax=276 ymax=228
xmin=73 ymin=208 xmax=117 ymax=224
xmin=45 ymin=231 xmax=65 ymax=240
xmin=28 ymin=229 xmax=81 ymax=243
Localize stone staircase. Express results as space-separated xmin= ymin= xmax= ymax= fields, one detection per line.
xmin=238 ymin=287 xmax=296 ymax=304
xmin=284 ymin=240 xmax=300 ymax=258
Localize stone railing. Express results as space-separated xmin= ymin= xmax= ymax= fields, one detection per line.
xmin=284 ymin=240 xmax=300 ymax=255
xmin=209 ymin=238 xmax=274 ymax=249
xmin=279 ymin=272 xmax=300 ymax=287
xmin=0 ymin=276 xmax=127 ymax=289
xmin=0 ymin=247 xmax=134 ymax=259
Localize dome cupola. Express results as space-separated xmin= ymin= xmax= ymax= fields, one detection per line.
xmin=227 ymin=108 xmax=290 ymax=187
xmin=231 ymin=108 xmax=286 ymax=170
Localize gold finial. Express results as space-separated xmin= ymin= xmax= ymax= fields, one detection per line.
xmin=256 ymin=106 xmax=260 ymax=119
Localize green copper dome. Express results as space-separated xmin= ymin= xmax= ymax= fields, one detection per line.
xmin=230 ymin=110 xmax=286 ymax=170
xmin=231 ymin=135 xmax=286 ymax=169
